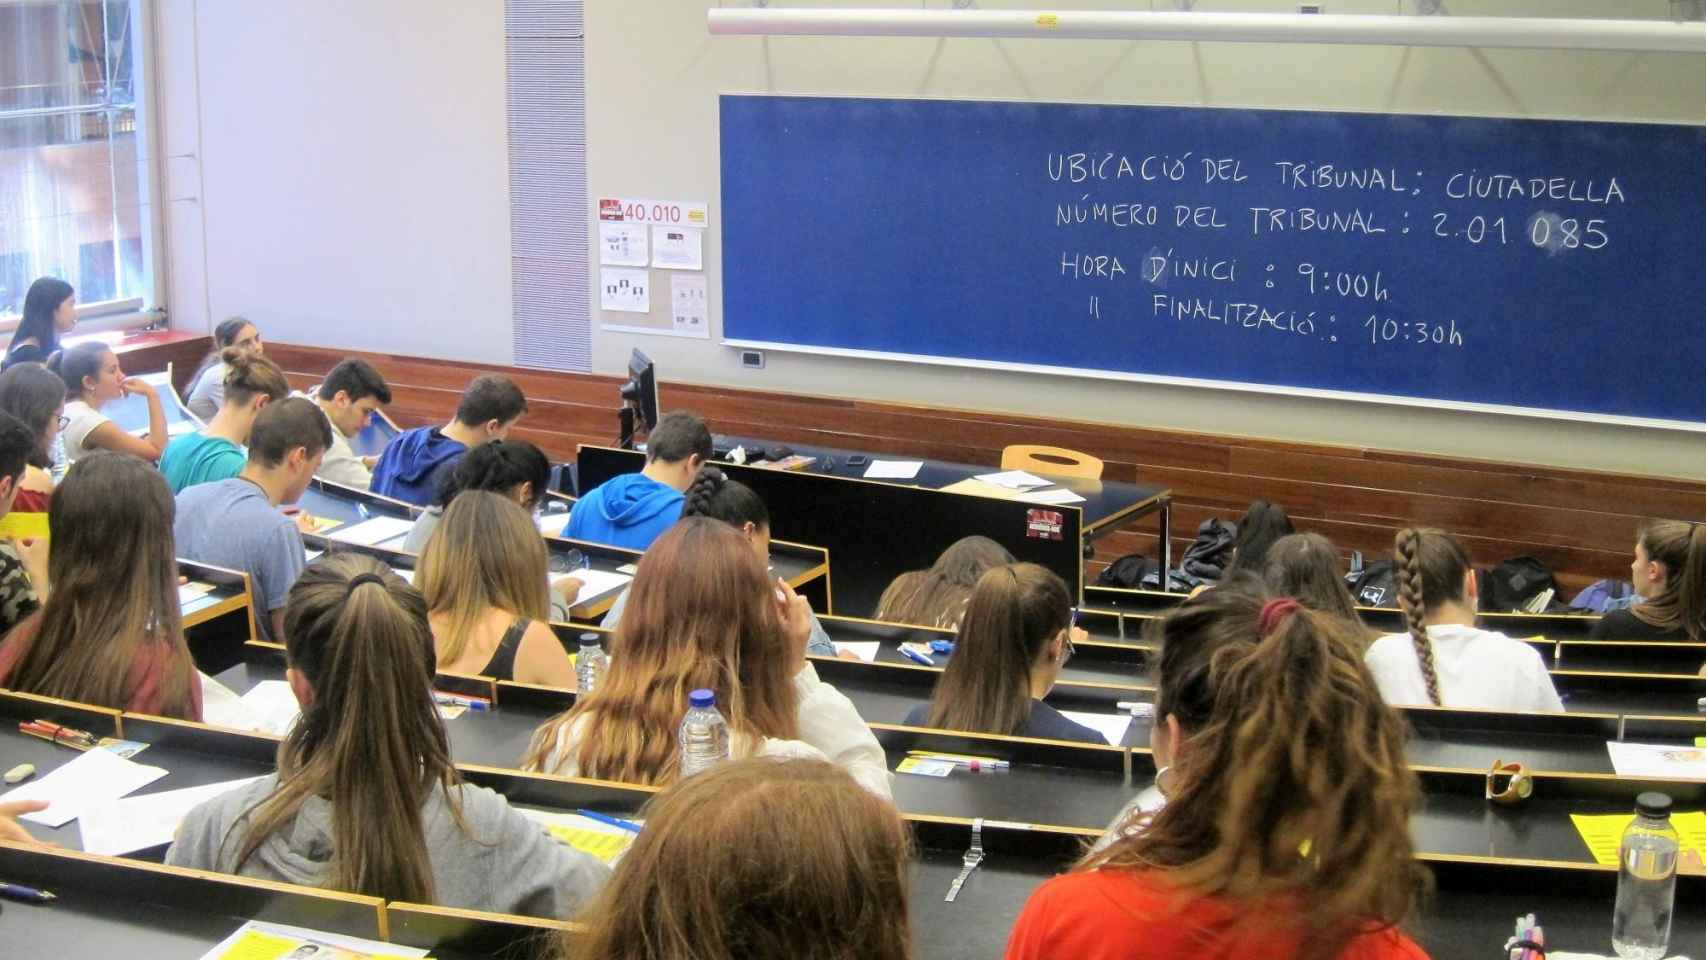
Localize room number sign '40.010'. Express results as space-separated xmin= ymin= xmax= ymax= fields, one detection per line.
xmin=598 ymin=197 xmax=710 ymax=229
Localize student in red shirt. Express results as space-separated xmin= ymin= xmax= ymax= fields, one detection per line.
xmin=0 ymin=451 xmax=201 ymax=720
xmin=1005 ymin=585 xmax=1429 ymax=960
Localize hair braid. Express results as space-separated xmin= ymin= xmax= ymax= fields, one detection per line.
xmin=682 ymin=466 xmax=726 ymax=517
xmin=1393 ymin=528 xmax=1440 ymax=706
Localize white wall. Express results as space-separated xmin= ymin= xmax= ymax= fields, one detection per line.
xmin=154 ymin=0 xmax=515 ymax=364
xmin=157 ymin=1 xmax=1706 ymax=476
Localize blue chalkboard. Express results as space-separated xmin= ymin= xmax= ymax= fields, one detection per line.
xmin=719 ymin=95 xmax=1706 ymax=428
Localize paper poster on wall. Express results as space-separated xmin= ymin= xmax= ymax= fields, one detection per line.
xmin=671 ymin=274 xmax=710 ymax=339
xmin=598 ymin=197 xmax=709 ymax=229
xmin=652 ymin=226 xmax=704 ymax=270
xmin=598 ymin=222 xmax=648 ymax=267
xmin=600 ymin=267 xmax=651 ymax=313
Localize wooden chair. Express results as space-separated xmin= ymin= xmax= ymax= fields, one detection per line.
xmin=1000 ymin=444 xmax=1104 ymax=480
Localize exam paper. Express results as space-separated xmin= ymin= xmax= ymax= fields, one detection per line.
xmin=519 ymin=808 xmax=639 ymax=865
xmin=203 ymin=680 xmax=301 ymax=737
xmin=1606 ymin=741 xmax=1706 ymax=780
xmin=79 ymin=776 xmax=264 ymax=855
xmin=832 ymin=641 xmax=881 ymax=663
xmin=1018 ymin=488 xmax=1087 ymax=505
xmin=197 ymin=920 xmax=427 ymax=960
xmin=536 ymin=511 xmax=572 ymax=538
xmin=1058 ymin=710 xmax=1134 ymax=747
xmin=864 ymin=460 xmax=923 ymax=480
xmin=2 ymin=747 xmax=169 ymax=827
xmin=973 ymin=470 xmax=1052 ymax=490
xmin=555 ymin=568 xmax=633 ymax=603
xmin=324 ymin=515 xmax=414 ymax=547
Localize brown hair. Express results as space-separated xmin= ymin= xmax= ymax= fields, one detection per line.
xmin=219 ymin=346 xmax=290 ymax=408
xmin=247 ymin=396 xmax=333 ymax=467
xmin=1262 ymin=533 xmax=1361 ymax=623
xmin=564 ymin=757 xmax=912 ymax=960
xmin=1393 ymin=528 xmax=1471 ymax=706
xmin=1089 ymin=586 xmax=1426 ymax=960
xmin=522 ymin=518 xmax=800 ymax=782
xmin=875 ymin=535 xmax=1016 ymax=628
xmin=228 ymin=554 xmax=462 ymax=902
xmin=417 ymin=490 xmax=551 ymax=668
xmin=3 ymin=452 xmax=194 ymax=717
xmin=1631 ymin=520 xmax=1706 ymax=642
xmin=923 ymin=563 xmax=1070 ymax=735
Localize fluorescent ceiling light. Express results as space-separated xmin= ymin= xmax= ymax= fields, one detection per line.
xmin=707 ymin=8 xmax=1706 ymax=54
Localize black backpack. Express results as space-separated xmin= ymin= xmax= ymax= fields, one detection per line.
xmin=1178 ymin=518 xmax=1237 ymax=582
xmin=1478 ymin=556 xmax=1560 ymax=613
xmin=1346 ymin=558 xmax=1399 ymax=608
xmin=1096 ymin=554 xmax=1158 ymax=589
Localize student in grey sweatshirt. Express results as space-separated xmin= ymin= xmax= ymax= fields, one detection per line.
xmin=166 ymin=554 xmax=608 ymax=916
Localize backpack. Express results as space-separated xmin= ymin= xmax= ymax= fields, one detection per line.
xmin=1178 ymin=518 xmax=1237 ymax=582
xmin=1346 ymin=559 xmax=1399 ymax=608
xmin=1569 ymin=578 xmax=1637 ymax=614
xmin=1096 ymin=554 xmax=1158 ymax=589
xmin=1478 ymin=556 xmax=1560 ymax=613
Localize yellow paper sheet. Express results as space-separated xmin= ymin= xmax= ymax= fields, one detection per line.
xmin=0 ymin=511 xmax=49 ymax=540
xmin=215 ymin=931 xmax=299 ymax=959
xmin=546 ymin=824 xmax=634 ymax=865
xmin=1571 ymin=810 xmax=1706 ymax=870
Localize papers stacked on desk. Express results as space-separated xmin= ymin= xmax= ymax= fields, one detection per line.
xmin=1 ymin=748 xmax=168 ymax=827
xmin=80 ymin=776 xmax=264 ymax=855
xmin=554 ymin=568 xmax=633 ymax=604
xmin=325 ymin=515 xmax=414 ymax=547
xmin=199 ymin=921 xmax=427 ymax=960
xmin=203 ymin=679 xmax=301 ymax=737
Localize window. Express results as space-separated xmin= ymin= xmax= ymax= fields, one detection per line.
xmin=0 ymin=1 xmax=155 ymax=328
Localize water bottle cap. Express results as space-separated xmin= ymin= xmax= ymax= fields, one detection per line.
xmin=1635 ymin=791 xmax=1673 ymax=819
xmin=580 ymin=633 xmax=600 ymax=643
xmin=689 ymin=688 xmax=716 ymax=709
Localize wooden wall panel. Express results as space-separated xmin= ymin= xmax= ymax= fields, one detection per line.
xmin=265 ymin=343 xmax=1703 ymax=596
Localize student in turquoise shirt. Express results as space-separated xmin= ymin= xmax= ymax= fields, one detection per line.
xmin=160 ymin=349 xmax=290 ymax=494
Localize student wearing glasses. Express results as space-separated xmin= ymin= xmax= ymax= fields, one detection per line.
xmin=0 ymin=362 xmax=69 ymax=513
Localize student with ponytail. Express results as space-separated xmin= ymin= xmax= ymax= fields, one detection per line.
xmin=159 ymin=349 xmax=291 ymax=493
xmin=50 ymin=342 xmax=167 ymax=463
xmin=0 ymin=452 xmax=201 ymax=719
xmin=1591 ymin=520 xmax=1706 ymax=644
xmin=1007 ymin=587 xmax=1430 ymax=960
xmin=402 ymin=439 xmax=551 ymax=552
xmin=601 ymin=466 xmax=837 ymax=657
xmin=905 ymin=563 xmax=1101 ymax=744
xmin=185 ymin=317 xmax=264 ymax=420
xmin=167 ymin=554 xmax=608 ymax=914
xmin=523 ymin=518 xmax=890 ymax=798
xmin=1365 ymin=528 xmax=1561 ymax=712
xmin=1262 ymin=533 xmax=1368 ymax=634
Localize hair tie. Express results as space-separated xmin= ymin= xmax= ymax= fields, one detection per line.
xmin=1257 ymin=597 xmax=1302 ymax=638
xmin=345 ymin=572 xmax=387 ymax=598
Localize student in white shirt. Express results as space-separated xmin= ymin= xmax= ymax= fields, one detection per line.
xmin=185 ymin=317 xmax=263 ymax=420
xmin=49 ymin=342 xmax=167 ymax=463
xmin=308 ymin=358 xmax=392 ymax=489
xmin=521 ymin=517 xmax=891 ymax=799
xmin=1365 ymin=527 xmax=1563 ymax=713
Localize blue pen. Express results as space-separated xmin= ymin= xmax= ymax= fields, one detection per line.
xmin=357 ymin=503 xmax=371 ymax=520
xmin=0 ymin=881 xmax=55 ymax=903
xmin=898 ymin=645 xmax=936 ymax=667
xmin=576 ymin=809 xmax=643 ymax=833
xmin=433 ymin=693 xmax=490 ymax=712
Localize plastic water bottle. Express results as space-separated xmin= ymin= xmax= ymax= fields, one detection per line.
xmin=1612 ymin=791 xmax=1679 ymax=959
xmin=575 ymin=634 xmax=608 ymax=694
xmin=678 ymin=688 xmax=730 ymax=778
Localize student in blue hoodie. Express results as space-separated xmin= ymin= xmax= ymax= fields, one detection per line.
xmin=566 ymin=410 xmax=710 ymax=551
xmin=371 ymin=374 xmax=528 ymax=506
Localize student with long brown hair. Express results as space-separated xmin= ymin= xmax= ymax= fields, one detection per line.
xmin=564 ymin=757 xmax=912 ymax=960
xmin=1592 ymin=520 xmax=1706 ymax=644
xmin=875 ymin=534 xmax=1016 ymax=628
xmin=523 ymin=517 xmax=890 ymax=798
xmin=418 ymin=490 xmax=576 ymax=686
xmin=50 ymin=342 xmax=167 ymax=463
xmin=185 ymin=317 xmax=264 ymax=420
xmin=0 ymin=452 xmax=201 ymax=719
xmin=1365 ymin=528 xmax=1561 ymax=711
xmin=159 ymin=348 xmax=291 ymax=494
xmin=905 ymin=563 xmax=1101 ymax=743
xmin=1007 ymin=587 xmax=1430 ymax=960
xmin=0 ymin=361 xmax=67 ymax=512
xmin=167 ymin=554 xmax=608 ymax=914
xmin=1262 ymin=533 xmax=1364 ymax=624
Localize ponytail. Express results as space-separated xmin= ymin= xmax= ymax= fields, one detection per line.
xmin=433 ymin=439 xmax=550 ymax=510
xmin=220 ymin=347 xmax=289 ymax=408
xmin=229 ymin=555 xmax=460 ymax=902
xmin=1393 ymin=528 xmax=1442 ymax=707
xmin=681 ymin=466 xmax=769 ymax=530
xmin=924 ymin=563 xmax=1069 ymax=736
xmin=48 ymin=343 xmax=107 ymax=401
xmin=1090 ymin=590 xmax=1425 ymax=960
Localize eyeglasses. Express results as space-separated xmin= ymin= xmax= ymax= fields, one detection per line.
xmin=55 ymin=415 xmax=69 ymax=431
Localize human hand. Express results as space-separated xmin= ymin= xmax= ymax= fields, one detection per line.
xmin=294 ymin=512 xmax=319 ymax=534
xmin=0 ymin=799 xmax=48 ymax=845
xmin=553 ymin=575 xmax=584 ymax=606
xmin=361 ymin=455 xmax=379 ymax=470
xmin=9 ymin=536 xmax=48 ymax=588
xmin=775 ymin=578 xmax=813 ymax=652
xmin=121 ymin=377 xmax=157 ymax=399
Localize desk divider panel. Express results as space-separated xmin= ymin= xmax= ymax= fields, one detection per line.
xmin=577 ymin=444 xmax=1084 ymax=616
xmin=456 ymin=763 xmax=659 ymax=814
xmin=179 ymin=559 xmax=259 ymax=674
xmin=435 ymin=672 xmax=498 ymax=702
xmin=386 ymin=901 xmax=567 ymax=957
xmin=123 ymin=712 xmax=281 ymax=763
xmin=496 ymin=680 xmax=577 ymax=714
xmin=0 ymin=689 xmax=121 ymax=737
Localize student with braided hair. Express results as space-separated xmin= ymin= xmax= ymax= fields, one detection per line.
xmin=1008 ymin=588 xmax=1431 ymax=960
xmin=1364 ymin=528 xmax=1561 ymax=712
xmin=402 ymin=439 xmax=551 ymax=552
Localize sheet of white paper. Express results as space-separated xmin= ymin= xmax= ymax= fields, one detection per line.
xmin=325 ymin=515 xmax=415 ymax=547
xmin=670 ymin=274 xmax=710 ymax=337
xmin=1605 ymin=741 xmax=1706 ymax=780
xmin=2 ymin=748 xmax=169 ymax=827
xmin=304 ymin=548 xmax=323 ymax=562
xmin=197 ymin=920 xmax=429 ymax=960
xmin=394 ymin=568 xmax=415 ymax=584
xmin=177 ymin=581 xmax=214 ymax=606
xmin=536 ymin=512 xmax=571 ymax=538
xmin=864 ymin=460 xmax=923 ymax=480
xmin=1018 ymin=487 xmax=1087 ymax=505
xmin=79 ymin=776 xmax=264 ymax=855
xmin=973 ymin=470 xmax=1052 ymax=490
xmin=832 ymin=641 xmax=881 ymax=663
xmin=555 ymin=568 xmax=634 ymax=603
xmin=203 ymin=680 xmax=301 ymax=736
xmin=652 ymin=225 xmax=704 ymax=270
xmin=1057 ymin=710 xmax=1134 ymax=747
xmin=600 ymin=267 xmax=651 ymax=313
xmin=598 ymin=221 xmax=649 ymax=267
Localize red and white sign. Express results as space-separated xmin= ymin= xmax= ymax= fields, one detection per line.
xmin=1026 ymin=509 xmax=1065 ymax=541
xmin=598 ymin=197 xmax=708 ymax=229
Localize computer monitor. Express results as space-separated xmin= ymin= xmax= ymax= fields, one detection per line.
xmin=618 ymin=348 xmax=659 ymax=445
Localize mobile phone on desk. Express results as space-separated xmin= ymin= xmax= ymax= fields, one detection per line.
xmin=846 ymin=454 xmax=868 ymax=468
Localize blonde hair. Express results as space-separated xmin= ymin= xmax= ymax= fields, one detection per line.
xmin=923 ymin=563 xmax=1069 ymax=735
xmin=228 ymin=554 xmax=462 ymax=902
xmin=522 ymin=518 xmax=799 ymax=783
xmin=564 ymin=758 xmax=912 ymax=960
xmin=417 ymin=490 xmax=550 ymax=668
xmin=3 ymin=452 xmax=194 ymax=717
